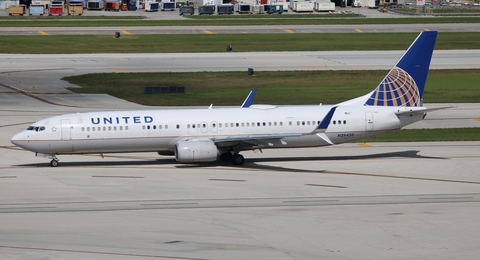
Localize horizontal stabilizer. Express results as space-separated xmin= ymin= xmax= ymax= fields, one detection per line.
xmin=394 ymin=106 xmax=452 ymax=116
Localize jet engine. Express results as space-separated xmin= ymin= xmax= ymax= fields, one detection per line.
xmin=175 ymin=140 xmax=218 ymax=163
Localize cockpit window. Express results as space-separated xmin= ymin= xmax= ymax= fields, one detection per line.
xmin=27 ymin=126 xmax=46 ymax=132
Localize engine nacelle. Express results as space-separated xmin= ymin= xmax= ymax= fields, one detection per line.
xmin=175 ymin=140 xmax=218 ymax=163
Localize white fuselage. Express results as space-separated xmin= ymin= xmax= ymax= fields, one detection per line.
xmin=11 ymin=104 xmax=423 ymax=155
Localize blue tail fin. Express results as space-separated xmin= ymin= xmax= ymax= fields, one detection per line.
xmin=364 ymin=31 xmax=437 ymax=107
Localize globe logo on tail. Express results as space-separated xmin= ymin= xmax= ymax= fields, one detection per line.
xmin=365 ymin=67 xmax=421 ymax=107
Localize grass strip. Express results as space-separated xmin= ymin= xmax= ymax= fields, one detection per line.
xmin=63 ymin=69 xmax=480 ymax=106
xmin=2 ymin=32 xmax=480 ymax=54
xmin=359 ymin=128 xmax=480 ymax=142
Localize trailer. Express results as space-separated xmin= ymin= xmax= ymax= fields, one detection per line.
xmin=179 ymin=5 xmax=194 ymax=14
xmin=104 ymin=0 xmax=120 ymax=10
xmin=87 ymin=0 xmax=104 ymax=9
xmin=29 ymin=4 xmax=45 ymax=14
xmin=250 ymin=4 xmax=264 ymax=14
xmin=67 ymin=1 xmax=83 ymax=14
xmin=314 ymin=0 xmax=334 ymax=11
xmin=217 ymin=4 xmax=234 ymax=14
xmin=235 ymin=2 xmax=251 ymax=13
xmin=9 ymin=5 xmax=26 ymax=15
xmin=145 ymin=0 xmax=159 ymax=10
xmin=49 ymin=1 xmax=65 ymax=15
xmin=198 ymin=5 xmax=214 ymax=14
xmin=159 ymin=0 xmax=175 ymax=11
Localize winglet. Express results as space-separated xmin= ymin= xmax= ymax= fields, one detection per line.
xmin=241 ymin=89 xmax=257 ymax=108
xmin=317 ymin=106 xmax=337 ymax=131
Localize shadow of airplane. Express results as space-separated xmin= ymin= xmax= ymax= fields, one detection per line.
xmin=15 ymin=150 xmax=445 ymax=172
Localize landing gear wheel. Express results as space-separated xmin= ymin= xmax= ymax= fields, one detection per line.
xmin=50 ymin=159 xmax=59 ymax=167
xmin=231 ymin=154 xmax=245 ymax=165
xmin=220 ymin=152 xmax=233 ymax=161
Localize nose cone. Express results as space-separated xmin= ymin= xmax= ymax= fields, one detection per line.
xmin=11 ymin=131 xmax=26 ymax=147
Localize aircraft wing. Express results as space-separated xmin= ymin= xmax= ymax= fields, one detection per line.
xmin=211 ymin=133 xmax=302 ymax=148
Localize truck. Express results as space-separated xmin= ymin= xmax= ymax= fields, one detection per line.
xmin=292 ymin=0 xmax=314 ymax=11
xmin=314 ymin=0 xmax=334 ymax=11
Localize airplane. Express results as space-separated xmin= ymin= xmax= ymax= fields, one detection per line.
xmin=11 ymin=31 xmax=446 ymax=167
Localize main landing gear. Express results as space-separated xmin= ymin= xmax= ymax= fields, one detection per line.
xmin=50 ymin=158 xmax=59 ymax=167
xmin=220 ymin=152 xmax=245 ymax=165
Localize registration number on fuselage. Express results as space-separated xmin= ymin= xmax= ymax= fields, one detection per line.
xmin=337 ymin=133 xmax=355 ymax=138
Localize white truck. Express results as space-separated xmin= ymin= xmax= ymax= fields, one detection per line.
xmin=314 ymin=0 xmax=334 ymax=11
xmin=292 ymin=0 xmax=314 ymax=11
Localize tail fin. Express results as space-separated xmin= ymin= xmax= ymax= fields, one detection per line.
xmin=364 ymin=31 xmax=437 ymax=107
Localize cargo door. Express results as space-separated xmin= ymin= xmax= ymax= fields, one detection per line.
xmin=365 ymin=112 xmax=373 ymax=132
